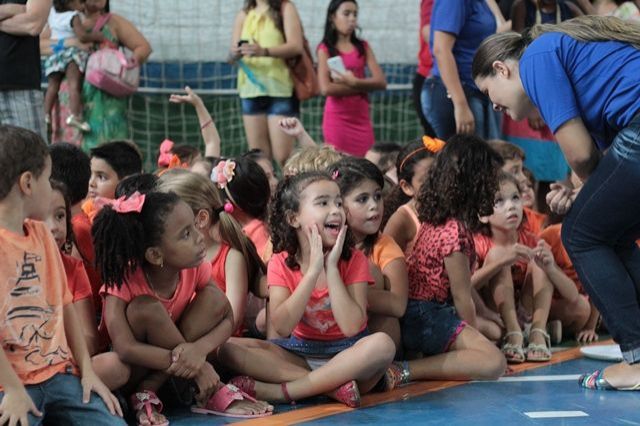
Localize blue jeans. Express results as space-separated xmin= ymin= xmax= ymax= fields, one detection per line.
xmin=0 ymin=373 xmax=126 ymax=426
xmin=401 ymin=299 xmax=466 ymax=356
xmin=271 ymin=330 xmax=369 ymax=357
xmin=241 ymin=95 xmax=299 ymax=116
xmin=562 ymin=114 xmax=640 ymax=364
xmin=421 ymin=75 xmax=502 ymax=141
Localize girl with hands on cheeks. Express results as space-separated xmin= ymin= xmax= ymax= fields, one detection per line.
xmin=217 ymin=171 xmax=396 ymax=407
xmin=93 ymin=191 xmax=272 ymax=424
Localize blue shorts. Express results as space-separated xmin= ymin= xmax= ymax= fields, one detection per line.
xmin=0 ymin=373 xmax=126 ymax=426
xmin=241 ymin=95 xmax=299 ymax=116
xmin=271 ymin=329 xmax=369 ymax=358
xmin=401 ymin=299 xmax=467 ymax=356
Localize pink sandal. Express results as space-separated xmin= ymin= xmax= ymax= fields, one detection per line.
xmin=190 ymin=383 xmax=273 ymax=418
xmin=130 ymin=390 xmax=169 ymax=426
xmin=228 ymin=375 xmax=257 ymax=398
xmin=334 ymin=380 xmax=361 ymax=408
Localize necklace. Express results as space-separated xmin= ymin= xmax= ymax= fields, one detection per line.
xmin=143 ymin=269 xmax=179 ymax=318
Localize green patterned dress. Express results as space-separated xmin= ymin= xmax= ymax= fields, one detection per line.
xmin=82 ymin=17 xmax=129 ymax=151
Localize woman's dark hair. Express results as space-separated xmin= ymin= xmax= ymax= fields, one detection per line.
xmin=244 ymin=0 xmax=284 ymax=33
xmin=321 ymin=0 xmax=366 ymax=58
xmin=382 ymin=139 xmax=436 ymax=228
xmin=416 ymin=134 xmax=503 ymax=230
xmin=50 ymin=179 xmax=75 ymax=254
xmin=92 ymin=191 xmax=181 ymax=289
xmin=115 ymin=173 xmax=158 ymax=198
xmin=269 ymin=171 xmax=353 ymax=270
xmin=224 ymin=156 xmax=271 ymax=220
xmin=477 ymin=171 xmax=522 ymax=237
xmin=327 ymin=157 xmax=383 ymax=256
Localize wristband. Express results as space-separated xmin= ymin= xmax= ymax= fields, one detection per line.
xmin=200 ymin=119 xmax=213 ymax=130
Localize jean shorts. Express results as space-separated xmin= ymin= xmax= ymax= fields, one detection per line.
xmin=241 ymin=95 xmax=299 ymax=116
xmin=401 ymin=299 xmax=467 ymax=356
xmin=271 ymin=329 xmax=369 ymax=358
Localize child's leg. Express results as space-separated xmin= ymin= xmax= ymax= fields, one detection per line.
xmin=91 ymin=352 xmax=131 ymax=391
xmin=65 ymin=62 xmax=83 ymax=118
xmin=44 ymin=73 xmax=62 ymax=116
xmin=489 ymin=267 xmax=524 ymax=350
xmin=406 ymin=327 xmax=506 ymax=381
xmin=368 ymin=314 xmax=402 ymax=352
xmin=38 ymin=373 xmax=126 ymax=426
xmin=549 ymin=294 xmax=591 ymax=335
xmin=237 ymin=332 xmax=395 ymax=403
xmin=520 ymin=264 xmax=554 ymax=360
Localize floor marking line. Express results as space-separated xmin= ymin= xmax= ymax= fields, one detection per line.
xmin=525 ymin=411 xmax=589 ymax=419
xmin=493 ymin=374 xmax=581 ymax=382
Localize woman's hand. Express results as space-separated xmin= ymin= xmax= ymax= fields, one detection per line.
xmin=239 ymin=42 xmax=267 ymax=57
xmin=454 ymin=102 xmax=475 ymax=135
xmin=546 ymin=183 xmax=579 ymax=215
xmin=331 ymin=70 xmax=357 ymax=87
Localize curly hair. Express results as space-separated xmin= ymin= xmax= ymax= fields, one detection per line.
xmin=416 ymin=134 xmax=503 ymax=230
xmin=476 ymin=171 xmax=523 ymax=237
xmin=382 ymin=139 xmax=436 ymax=228
xmin=327 ymin=157 xmax=383 ymax=256
xmin=114 ymin=173 xmax=158 ymax=198
xmin=50 ymin=143 xmax=91 ymax=206
xmin=283 ymin=145 xmax=343 ymax=177
xmin=92 ymin=191 xmax=181 ymax=289
xmin=50 ymin=179 xmax=75 ymax=254
xmin=269 ymin=171 xmax=353 ymax=270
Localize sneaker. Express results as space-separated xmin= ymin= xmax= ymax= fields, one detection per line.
xmin=66 ymin=114 xmax=91 ymax=132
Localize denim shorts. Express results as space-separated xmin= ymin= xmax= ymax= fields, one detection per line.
xmin=0 ymin=372 xmax=126 ymax=425
xmin=241 ymin=95 xmax=299 ymax=116
xmin=401 ymin=299 xmax=467 ymax=356
xmin=271 ymin=329 xmax=369 ymax=358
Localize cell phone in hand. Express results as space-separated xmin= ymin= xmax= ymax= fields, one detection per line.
xmin=327 ymin=56 xmax=346 ymax=74
xmin=238 ymin=39 xmax=249 ymax=47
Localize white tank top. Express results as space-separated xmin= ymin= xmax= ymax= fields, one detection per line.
xmin=48 ymin=8 xmax=79 ymax=40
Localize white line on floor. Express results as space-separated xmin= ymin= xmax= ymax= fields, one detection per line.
xmin=491 ymin=374 xmax=581 ymax=382
xmin=524 ymin=411 xmax=588 ymax=419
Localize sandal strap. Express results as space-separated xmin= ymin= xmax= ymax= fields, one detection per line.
xmin=205 ymin=384 xmax=255 ymax=413
xmin=131 ymin=390 xmax=164 ymax=421
xmin=529 ymin=327 xmax=551 ymax=347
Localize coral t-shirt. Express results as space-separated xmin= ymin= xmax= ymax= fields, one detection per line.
xmin=243 ymin=219 xmax=272 ymax=263
xmin=474 ymin=228 xmax=539 ymax=288
xmin=210 ymin=244 xmax=231 ymax=292
xmin=61 ymin=252 xmax=93 ymax=303
xmin=267 ymin=250 xmax=373 ymax=341
xmin=407 ymin=219 xmax=476 ymax=303
xmin=539 ymin=223 xmax=585 ymax=294
xmin=0 ymin=220 xmax=76 ymax=387
xmin=523 ymin=207 xmax=547 ymax=236
xmin=102 ymin=262 xmax=212 ymax=322
xmin=71 ymin=211 xmax=102 ymax=311
xmin=370 ymin=234 xmax=404 ymax=271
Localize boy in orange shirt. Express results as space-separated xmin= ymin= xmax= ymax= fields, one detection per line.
xmin=0 ymin=126 xmax=124 ymax=425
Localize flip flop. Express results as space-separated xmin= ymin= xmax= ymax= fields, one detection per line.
xmin=579 ymin=369 xmax=640 ymax=391
xmin=130 ymin=390 xmax=169 ymax=426
xmin=190 ymin=383 xmax=273 ymax=418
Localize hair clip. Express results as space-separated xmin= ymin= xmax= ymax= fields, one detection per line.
xmin=224 ymin=201 xmax=234 ymax=214
xmin=94 ymin=191 xmax=146 ymax=214
xmin=157 ymin=139 xmax=174 ymax=167
xmin=422 ymin=135 xmax=446 ymax=153
xmin=331 ymin=170 xmax=340 ymax=180
xmin=211 ymin=160 xmax=236 ymax=189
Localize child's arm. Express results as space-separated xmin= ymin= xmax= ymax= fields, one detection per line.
xmin=224 ymin=250 xmax=249 ymax=334
xmin=577 ymin=301 xmax=600 ymax=344
xmin=169 ymin=87 xmax=221 ymax=158
xmin=0 ymin=0 xmax=49 ymax=36
xmin=533 ymin=240 xmax=581 ymax=304
xmin=471 ymin=244 xmax=531 ymax=289
xmin=331 ymin=44 xmax=387 ymax=93
xmin=445 ymin=251 xmax=477 ymax=327
xmin=383 ymin=209 xmax=414 ymax=253
xmin=72 ymin=14 xmax=103 ymax=43
xmin=63 ymin=303 xmax=122 ymax=417
xmin=0 ymin=349 xmax=42 ymax=425
xmin=325 ymin=227 xmax=368 ymax=336
xmin=278 ymin=117 xmax=316 ymax=147
xmin=72 ymin=298 xmax=100 ymax=356
xmin=270 ymin=226 xmax=324 ymax=336
xmin=367 ymin=258 xmax=408 ymax=318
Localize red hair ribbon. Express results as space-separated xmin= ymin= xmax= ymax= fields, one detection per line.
xmin=157 ymin=139 xmax=174 ymax=167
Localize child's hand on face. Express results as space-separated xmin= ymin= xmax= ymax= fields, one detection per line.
xmin=0 ymin=387 xmax=42 ymax=426
xmin=305 ymin=224 xmax=324 ymax=277
xmin=325 ymin=225 xmax=347 ymax=269
xmin=278 ymin=117 xmax=304 ymax=137
xmin=167 ymin=342 xmax=207 ymax=379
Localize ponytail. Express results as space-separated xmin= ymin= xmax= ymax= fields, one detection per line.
xmin=473 ymin=15 xmax=640 ymax=80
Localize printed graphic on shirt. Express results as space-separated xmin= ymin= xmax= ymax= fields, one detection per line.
xmin=303 ymin=295 xmax=334 ymax=335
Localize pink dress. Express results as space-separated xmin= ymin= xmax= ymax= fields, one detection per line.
xmin=318 ymin=42 xmax=375 ymax=157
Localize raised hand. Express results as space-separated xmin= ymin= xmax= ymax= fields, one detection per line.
xmin=278 ymin=117 xmax=304 ymax=137
xmin=169 ymin=86 xmax=203 ymax=106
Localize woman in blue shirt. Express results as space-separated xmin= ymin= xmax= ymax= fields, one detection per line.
xmin=421 ymin=0 xmax=505 ymax=140
xmin=472 ymin=15 xmax=640 ymax=391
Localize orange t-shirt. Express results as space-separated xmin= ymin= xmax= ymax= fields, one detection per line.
xmin=370 ymin=234 xmax=404 ymax=272
xmin=539 ymin=223 xmax=585 ymax=294
xmin=0 ymin=220 xmax=76 ymax=387
xmin=61 ymin=252 xmax=93 ymax=303
xmin=210 ymin=244 xmax=231 ymax=292
xmin=523 ymin=207 xmax=547 ymax=236
xmin=71 ymin=211 xmax=102 ymax=311
xmin=243 ymin=219 xmax=272 ymax=263
xmin=268 ymin=249 xmax=373 ymax=341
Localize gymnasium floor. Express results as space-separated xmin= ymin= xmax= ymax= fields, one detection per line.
xmin=165 ymin=342 xmax=639 ymax=425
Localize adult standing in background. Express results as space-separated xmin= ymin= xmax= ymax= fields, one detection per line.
xmin=81 ymin=0 xmax=151 ymax=151
xmin=421 ymin=0 xmax=507 ymax=141
xmin=0 ymin=0 xmax=51 ymax=139
xmin=230 ymin=0 xmax=304 ymax=167
xmin=511 ymin=0 xmax=582 ymax=33
xmin=413 ymin=0 xmax=436 ymax=137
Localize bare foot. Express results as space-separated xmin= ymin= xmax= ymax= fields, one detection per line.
xmin=601 ymin=362 xmax=640 ymax=389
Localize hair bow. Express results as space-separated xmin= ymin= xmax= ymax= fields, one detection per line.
xmin=210 ymin=160 xmax=236 ymax=189
xmin=157 ymin=139 xmax=174 ymax=167
xmin=422 ymin=135 xmax=446 ymax=153
xmin=94 ymin=192 xmax=146 ymax=215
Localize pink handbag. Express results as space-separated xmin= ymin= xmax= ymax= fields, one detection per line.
xmin=85 ymin=14 xmax=140 ymax=97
